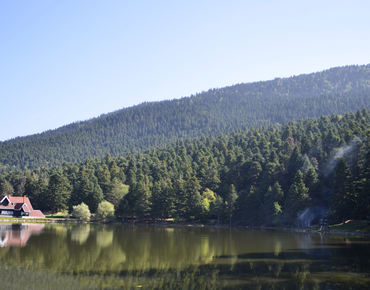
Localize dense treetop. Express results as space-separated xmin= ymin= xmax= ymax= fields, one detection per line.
xmin=1 ymin=64 xmax=370 ymax=171
xmin=1 ymin=108 xmax=370 ymax=225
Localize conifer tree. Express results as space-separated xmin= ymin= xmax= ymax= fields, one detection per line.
xmin=262 ymin=186 xmax=275 ymax=225
xmin=0 ymin=179 xmax=14 ymax=196
xmin=358 ymin=149 xmax=370 ymax=219
xmin=211 ymin=194 xmax=224 ymax=224
xmin=134 ymin=175 xmax=152 ymax=221
xmin=174 ymin=176 xmax=187 ymax=220
xmin=25 ymin=174 xmax=48 ymax=210
xmin=243 ymin=186 xmax=261 ymax=225
xmin=106 ymin=178 xmax=129 ymax=212
xmin=185 ymin=176 xmax=203 ymax=221
xmin=284 ymin=146 xmax=303 ymax=192
xmin=97 ymin=165 xmax=111 ymax=195
xmin=46 ymin=169 xmax=72 ymax=213
xmin=226 ymin=184 xmax=238 ymax=225
xmin=304 ymin=166 xmax=319 ymax=204
xmin=70 ymin=167 xmax=104 ymax=213
xmin=262 ymin=182 xmax=284 ymax=226
xmin=85 ymin=176 xmax=104 ymax=213
xmin=249 ymin=161 xmax=262 ymax=186
xmin=203 ymin=165 xmax=221 ymax=191
xmin=150 ymin=181 xmax=164 ymax=220
xmin=284 ymin=170 xmax=310 ymax=224
xmin=331 ymin=157 xmax=354 ymax=222
xmin=161 ymin=180 xmax=175 ymax=220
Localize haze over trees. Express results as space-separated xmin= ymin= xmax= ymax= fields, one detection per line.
xmin=1 ymin=108 xmax=370 ymax=225
xmin=1 ymin=64 xmax=370 ymax=171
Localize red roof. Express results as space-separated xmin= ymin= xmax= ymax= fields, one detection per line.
xmin=29 ymin=210 xmax=45 ymax=218
xmin=8 ymin=196 xmax=34 ymax=210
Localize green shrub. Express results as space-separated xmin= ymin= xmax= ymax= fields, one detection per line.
xmin=72 ymin=202 xmax=91 ymax=221
xmin=95 ymin=200 xmax=115 ymax=222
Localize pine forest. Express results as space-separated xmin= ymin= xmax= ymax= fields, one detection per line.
xmin=1 ymin=64 xmax=370 ymax=171
xmin=1 ymin=108 xmax=370 ymax=226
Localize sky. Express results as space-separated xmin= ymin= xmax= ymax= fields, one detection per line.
xmin=1 ymin=0 xmax=370 ymax=141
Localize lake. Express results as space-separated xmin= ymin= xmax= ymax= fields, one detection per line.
xmin=0 ymin=223 xmax=369 ymax=289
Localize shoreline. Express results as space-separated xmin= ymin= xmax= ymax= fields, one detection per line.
xmin=1 ymin=218 xmax=370 ymax=238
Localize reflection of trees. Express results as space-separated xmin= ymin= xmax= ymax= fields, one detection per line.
xmin=274 ymin=239 xmax=282 ymax=256
xmin=95 ymin=227 xmax=113 ymax=248
xmin=118 ymin=226 xmax=229 ymax=272
xmin=71 ymin=225 xmax=90 ymax=245
xmin=273 ymin=262 xmax=284 ymax=277
xmin=0 ymin=225 xmax=369 ymax=289
xmin=289 ymin=261 xmax=311 ymax=290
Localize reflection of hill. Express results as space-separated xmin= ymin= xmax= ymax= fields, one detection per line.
xmin=0 ymin=224 xmax=44 ymax=248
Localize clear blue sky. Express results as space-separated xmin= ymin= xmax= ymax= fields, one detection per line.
xmin=1 ymin=0 xmax=370 ymax=141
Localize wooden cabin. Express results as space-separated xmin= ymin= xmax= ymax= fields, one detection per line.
xmin=0 ymin=195 xmax=45 ymax=218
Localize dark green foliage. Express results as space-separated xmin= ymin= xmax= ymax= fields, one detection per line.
xmin=2 ymin=65 xmax=370 ymax=171
xmin=284 ymin=146 xmax=303 ymax=193
xmin=211 ymin=195 xmax=224 ymax=224
xmin=284 ymin=170 xmax=310 ymax=223
xmin=304 ymin=166 xmax=320 ymax=203
xmin=69 ymin=166 xmax=104 ymax=212
xmin=134 ymin=175 xmax=152 ymax=221
xmin=185 ymin=176 xmax=203 ymax=221
xmin=96 ymin=165 xmax=111 ymax=196
xmin=45 ymin=169 xmax=72 ymax=213
xmin=226 ymin=184 xmax=238 ymax=225
xmin=242 ymin=187 xmax=261 ymax=225
xmin=262 ymin=182 xmax=284 ymax=226
xmin=25 ymin=173 xmax=48 ymax=209
xmin=105 ymin=178 xmax=129 ymax=213
xmin=357 ymin=148 xmax=370 ymax=219
xmin=0 ymin=179 xmax=14 ymax=196
xmin=331 ymin=157 xmax=354 ymax=221
xmin=3 ymin=106 xmax=370 ymax=224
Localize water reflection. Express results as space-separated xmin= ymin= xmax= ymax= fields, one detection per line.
xmin=0 ymin=224 xmax=369 ymax=289
xmin=0 ymin=223 xmax=44 ymax=248
xmin=71 ymin=224 xmax=90 ymax=244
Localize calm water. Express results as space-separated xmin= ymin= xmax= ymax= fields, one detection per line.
xmin=0 ymin=223 xmax=369 ymax=290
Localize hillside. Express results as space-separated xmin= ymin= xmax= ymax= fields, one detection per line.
xmin=1 ymin=108 xmax=370 ymax=225
xmin=1 ymin=64 xmax=370 ymax=171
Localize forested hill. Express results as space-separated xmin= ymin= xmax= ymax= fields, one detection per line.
xmin=1 ymin=108 xmax=370 ymax=226
xmin=1 ymin=64 xmax=370 ymax=171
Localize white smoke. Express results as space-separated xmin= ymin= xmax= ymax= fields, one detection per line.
xmin=297 ymin=206 xmax=326 ymax=227
xmin=300 ymin=154 xmax=312 ymax=173
xmin=324 ymin=136 xmax=364 ymax=177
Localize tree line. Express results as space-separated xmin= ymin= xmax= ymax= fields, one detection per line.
xmin=1 ymin=64 xmax=370 ymax=171
xmin=1 ymin=108 xmax=370 ymax=225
